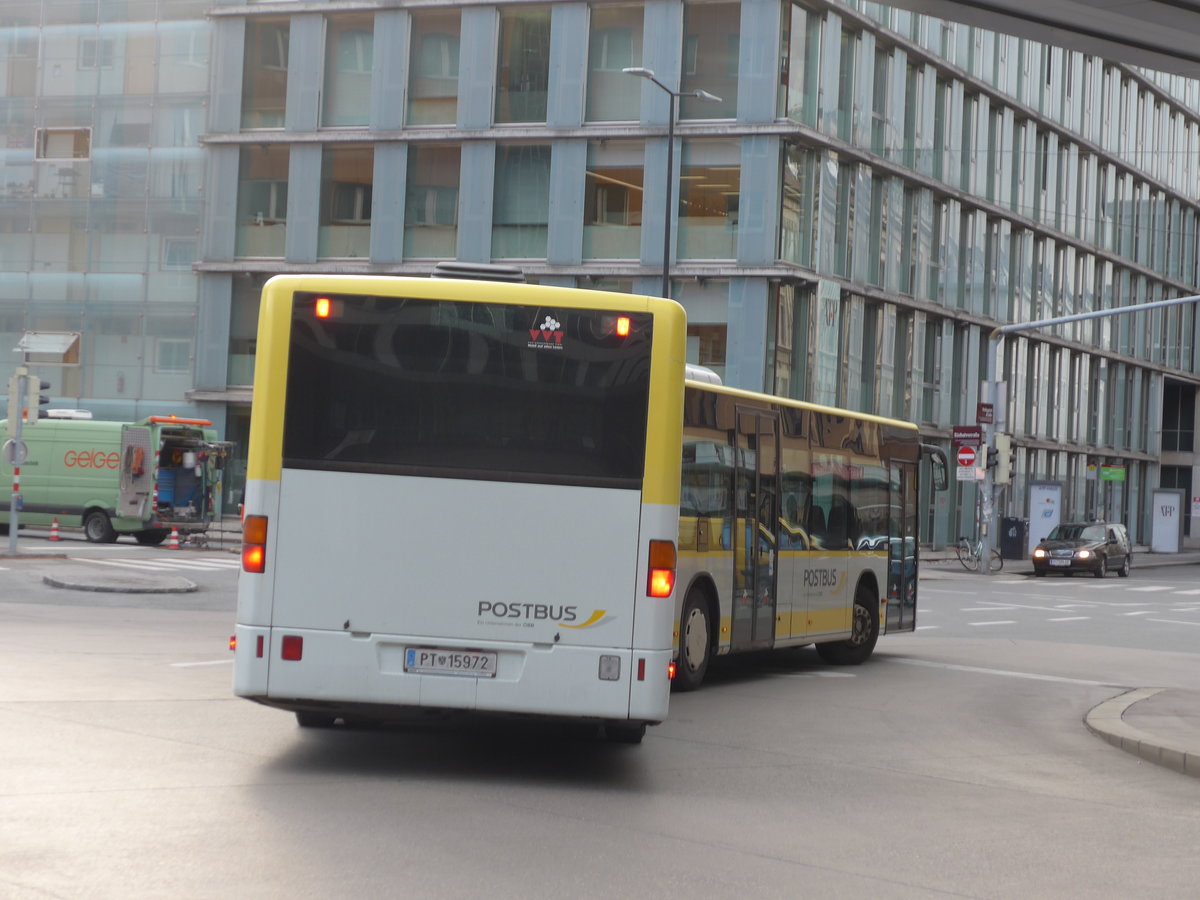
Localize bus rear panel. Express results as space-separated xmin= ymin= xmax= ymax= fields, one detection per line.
xmin=235 ymin=275 xmax=686 ymax=733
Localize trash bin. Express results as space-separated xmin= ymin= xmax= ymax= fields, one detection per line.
xmin=1000 ymin=517 xmax=1028 ymax=560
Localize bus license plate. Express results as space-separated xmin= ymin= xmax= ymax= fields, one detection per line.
xmin=1049 ymin=559 xmax=1070 ymax=567
xmin=404 ymin=647 xmax=497 ymax=678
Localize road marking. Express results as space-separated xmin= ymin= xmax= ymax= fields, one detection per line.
xmin=1173 ymin=589 xmax=1200 ymax=596
xmin=967 ymin=620 xmax=1017 ymax=626
xmin=891 ymin=658 xmax=1125 ymax=687
xmin=1047 ymin=616 xmax=1090 ymax=622
xmin=1129 ymin=585 xmax=1174 ymax=592
xmin=915 ymin=625 xmax=940 ymax=630
xmin=1122 ymin=610 xmax=1154 ymax=616
xmin=170 ymin=659 xmax=234 ymax=668
xmin=83 ymin=558 xmax=180 ymax=571
xmin=961 ymin=606 xmax=1016 ymax=611
xmin=1146 ymin=618 xmax=1200 ymax=627
xmin=781 ymin=671 xmax=856 ymax=678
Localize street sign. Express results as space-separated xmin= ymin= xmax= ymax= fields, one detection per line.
xmin=952 ymin=425 xmax=982 ymax=445
xmin=957 ymin=445 xmax=977 ymax=467
xmin=976 ymin=403 xmax=994 ymax=424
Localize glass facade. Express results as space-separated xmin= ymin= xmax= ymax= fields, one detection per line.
xmin=4 ymin=0 xmax=1200 ymax=544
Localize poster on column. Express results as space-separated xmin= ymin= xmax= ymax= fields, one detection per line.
xmin=1027 ymin=481 xmax=1064 ymax=556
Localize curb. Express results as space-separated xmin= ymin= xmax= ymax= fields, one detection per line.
xmin=1084 ymin=688 xmax=1200 ymax=778
xmin=41 ymin=573 xmax=198 ymax=594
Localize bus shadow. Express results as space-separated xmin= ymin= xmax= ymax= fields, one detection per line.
xmin=256 ymin=715 xmax=654 ymax=791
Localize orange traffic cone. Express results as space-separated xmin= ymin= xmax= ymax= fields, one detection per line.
xmin=168 ymin=527 xmax=181 ymax=550
xmin=49 ymin=518 xmax=61 ymax=541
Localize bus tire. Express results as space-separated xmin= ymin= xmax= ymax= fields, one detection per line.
xmin=674 ymin=586 xmax=713 ymax=692
xmin=605 ymin=721 xmax=647 ymax=744
xmin=816 ymin=582 xmax=879 ymax=666
xmin=295 ymin=711 xmax=337 ymax=728
xmin=83 ymin=510 xmax=117 ymax=543
xmin=134 ymin=529 xmax=169 ymax=546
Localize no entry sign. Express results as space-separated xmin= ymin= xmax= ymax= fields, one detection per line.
xmin=957 ymin=445 xmax=977 ymax=467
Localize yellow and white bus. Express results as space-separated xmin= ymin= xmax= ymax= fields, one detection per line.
xmin=234 ymin=267 xmax=687 ymax=742
xmin=671 ymin=382 xmax=945 ymax=690
xmin=234 ymin=266 xmax=946 ymax=740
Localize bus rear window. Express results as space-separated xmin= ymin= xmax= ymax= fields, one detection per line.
xmin=281 ymin=293 xmax=654 ymax=487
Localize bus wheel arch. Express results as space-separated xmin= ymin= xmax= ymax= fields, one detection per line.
xmin=815 ymin=577 xmax=880 ymax=666
xmin=674 ymin=577 xmax=717 ymax=692
xmin=83 ymin=508 xmax=118 ymax=543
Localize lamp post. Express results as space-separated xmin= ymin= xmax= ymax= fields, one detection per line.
xmin=623 ymin=66 xmax=721 ymax=299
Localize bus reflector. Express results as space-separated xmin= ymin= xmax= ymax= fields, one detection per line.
xmin=229 ymin=635 xmax=236 ymax=652
xmin=647 ymin=539 xmax=676 ymax=597
xmin=616 ymin=316 xmax=631 ymax=337
xmin=281 ymin=635 xmax=303 ymax=661
xmin=242 ymin=515 xmax=268 ymax=573
xmin=668 ymin=661 xmax=677 ymax=681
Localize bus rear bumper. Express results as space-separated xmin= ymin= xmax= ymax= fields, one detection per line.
xmin=233 ymin=625 xmax=671 ymax=725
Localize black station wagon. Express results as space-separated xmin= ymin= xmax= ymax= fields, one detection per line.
xmin=1031 ymin=522 xmax=1132 ymax=578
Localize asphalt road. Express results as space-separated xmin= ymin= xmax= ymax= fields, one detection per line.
xmin=2 ymin=541 xmax=1199 ymax=899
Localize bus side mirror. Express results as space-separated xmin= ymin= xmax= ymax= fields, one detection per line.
xmin=924 ymin=446 xmax=949 ymax=492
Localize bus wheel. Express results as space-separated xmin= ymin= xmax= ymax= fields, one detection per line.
xmin=83 ymin=510 xmax=117 ymax=543
xmin=674 ymin=587 xmax=712 ymax=692
xmin=295 ymin=711 xmax=337 ymax=728
xmin=816 ymin=583 xmax=879 ymax=665
xmin=605 ymin=721 xmax=647 ymax=744
xmin=134 ymin=529 xmax=169 ymax=546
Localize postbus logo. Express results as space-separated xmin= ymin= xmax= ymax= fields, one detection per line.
xmin=64 ymin=449 xmax=120 ymax=470
xmin=528 ymin=315 xmax=564 ymax=351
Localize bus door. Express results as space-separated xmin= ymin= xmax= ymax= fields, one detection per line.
xmin=730 ymin=408 xmax=779 ymax=651
xmin=886 ymin=460 xmax=918 ymax=631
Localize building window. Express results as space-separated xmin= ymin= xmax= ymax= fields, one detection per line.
xmin=155 ymin=339 xmax=191 ymax=374
xmin=323 ymin=16 xmax=373 ymax=126
xmin=585 ymin=4 xmax=642 ymax=121
xmin=80 ymin=37 xmax=114 ymax=69
xmin=408 ymin=10 xmax=461 ymax=126
xmin=242 ymin=20 xmax=289 ymax=128
xmin=676 ymin=140 xmax=739 ymax=260
xmin=35 ymin=128 xmax=91 ymax=160
xmin=1162 ymin=381 xmax=1195 ymax=452
xmin=495 ymin=7 xmax=550 ymax=124
xmin=162 ymin=238 xmax=197 ymax=271
xmin=236 ymin=145 xmax=290 ymax=257
xmin=492 ymin=143 xmax=550 ymax=258
xmin=319 ymin=145 xmax=373 ymax=258
xmin=584 ymin=140 xmax=643 ymax=259
xmin=404 ymin=144 xmax=460 ymax=258
xmin=680 ymin=1 xmax=737 ymax=118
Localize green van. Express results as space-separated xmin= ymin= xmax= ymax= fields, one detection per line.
xmin=1 ymin=413 xmax=231 ymax=543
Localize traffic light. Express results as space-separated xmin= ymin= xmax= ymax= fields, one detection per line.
xmin=25 ymin=377 xmax=50 ymax=424
xmin=994 ymin=432 xmax=1013 ymax=484
xmin=986 ymin=446 xmax=998 ymax=469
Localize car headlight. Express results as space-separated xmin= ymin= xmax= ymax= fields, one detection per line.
xmin=1076 ymin=549 xmax=1092 ymax=559
xmin=1033 ymin=548 xmax=1046 ymax=559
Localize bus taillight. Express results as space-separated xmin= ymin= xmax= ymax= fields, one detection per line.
xmin=647 ymin=540 xmax=676 ymax=598
xmin=242 ymin=514 xmax=268 ymax=574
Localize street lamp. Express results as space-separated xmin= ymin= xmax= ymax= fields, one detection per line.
xmin=623 ymin=66 xmax=721 ymax=299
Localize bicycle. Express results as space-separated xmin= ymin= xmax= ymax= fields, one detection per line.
xmin=955 ymin=535 xmax=1003 ymax=572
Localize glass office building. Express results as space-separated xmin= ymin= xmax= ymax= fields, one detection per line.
xmin=2 ymin=0 xmax=1198 ymax=545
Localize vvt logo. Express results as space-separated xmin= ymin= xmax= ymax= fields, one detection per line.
xmin=528 ymin=315 xmax=564 ymax=350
